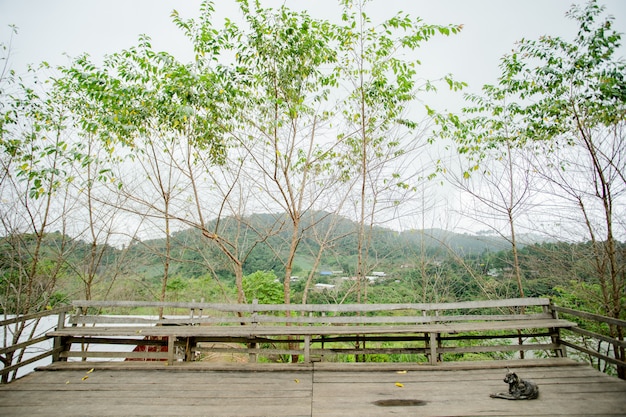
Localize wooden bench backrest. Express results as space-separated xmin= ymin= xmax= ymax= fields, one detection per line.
xmin=68 ymin=297 xmax=555 ymax=327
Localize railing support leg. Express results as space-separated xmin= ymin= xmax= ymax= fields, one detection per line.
xmin=429 ymin=332 xmax=438 ymax=365
xmin=167 ymin=336 xmax=176 ymax=365
xmin=248 ymin=342 xmax=257 ymax=363
xmin=185 ymin=337 xmax=197 ymax=362
xmin=52 ymin=336 xmax=69 ymax=362
xmin=304 ymin=336 xmax=311 ymax=363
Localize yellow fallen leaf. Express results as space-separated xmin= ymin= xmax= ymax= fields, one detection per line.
xmin=86 ymin=368 xmax=94 ymax=374
xmin=65 ymin=380 xmax=70 ymax=384
xmin=81 ymin=375 xmax=89 ymax=381
xmin=294 ymin=379 xmax=300 ymax=383
xmin=395 ymin=382 xmax=404 ymax=388
xmin=396 ymin=370 xmax=407 ymax=374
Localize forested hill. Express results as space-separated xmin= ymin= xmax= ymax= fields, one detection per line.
xmin=1 ymin=211 xmax=618 ymax=310
xmin=0 ymin=211 xmax=547 ymax=289
xmin=134 ymin=211 xmax=537 ymax=278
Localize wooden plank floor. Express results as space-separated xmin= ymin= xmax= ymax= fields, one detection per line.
xmin=1 ymin=359 xmax=625 ymax=416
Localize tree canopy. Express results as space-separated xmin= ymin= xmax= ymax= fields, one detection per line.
xmin=0 ymin=1 xmax=623 ymax=323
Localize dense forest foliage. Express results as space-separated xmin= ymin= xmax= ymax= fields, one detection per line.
xmin=1 ymin=0 xmax=624 ymax=334
xmin=1 ymin=212 xmax=623 ymax=318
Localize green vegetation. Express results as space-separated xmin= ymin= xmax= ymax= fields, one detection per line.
xmin=0 ymin=0 xmax=624 ymax=354
xmin=1 ymin=216 xmax=623 ymax=317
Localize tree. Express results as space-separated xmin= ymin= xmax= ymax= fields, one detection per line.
xmin=0 ymin=60 xmax=82 ymax=380
xmin=444 ymin=139 xmax=540 ymax=298
xmin=242 ymin=270 xmax=283 ymax=304
xmin=62 ymin=43 xmax=183 ymax=311
xmin=513 ymin=0 xmax=623 ymax=315
xmin=60 ymin=6 xmax=235 ymax=306
xmin=0 ymin=65 xmax=75 ymax=314
xmin=334 ymin=0 xmax=464 ymax=303
xmin=230 ymin=0 xmax=341 ymax=305
xmin=170 ymin=3 xmax=278 ymax=304
xmin=440 ymin=0 xmax=625 ymax=374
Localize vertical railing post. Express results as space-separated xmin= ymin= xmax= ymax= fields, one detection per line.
xmin=249 ymin=299 xmax=259 ymax=363
xmin=549 ymin=301 xmax=567 ymax=357
xmin=52 ymin=307 xmax=68 ymax=363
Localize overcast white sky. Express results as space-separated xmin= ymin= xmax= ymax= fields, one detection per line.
xmin=1 ymin=0 xmax=625 ymax=111
xmin=1 ymin=0 xmax=625 ymax=237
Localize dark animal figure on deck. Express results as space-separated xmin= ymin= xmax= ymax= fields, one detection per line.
xmin=490 ymin=370 xmax=539 ymax=400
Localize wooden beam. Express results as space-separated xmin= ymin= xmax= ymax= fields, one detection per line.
xmin=430 ymin=332 xmax=438 ymax=365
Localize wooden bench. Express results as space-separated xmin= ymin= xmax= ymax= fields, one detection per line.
xmin=47 ymin=297 xmax=576 ymax=365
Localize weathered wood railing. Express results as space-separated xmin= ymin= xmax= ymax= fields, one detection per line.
xmin=46 ymin=298 xmax=576 ymax=366
xmin=553 ymin=305 xmax=626 ymax=379
xmin=8 ymin=300 xmax=626 ymax=384
xmin=1 ymin=306 xmax=71 ymax=383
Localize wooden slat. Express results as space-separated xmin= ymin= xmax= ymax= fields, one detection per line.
xmin=0 ymin=335 xmax=49 ymax=355
xmin=48 ymin=319 xmax=575 ymax=338
xmin=68 ymin=312 xmax=554 ymax=327
xmin=0 ymin=306 xmax=71 ymax=327
xmin=70 ymin=297 xmax=550 ymax=313
xmin=62 ymin=336 xmax=162 ymax=346
xmin=554 ymin=306 xmax=626 ymax=328
xmin=249 ymin=312 xmax=553 ymax=324
xmin=69 ymin=315 xmax=256 ymax=325
xmin=0 ymin=347 xmax=61 ymax=377
xmin=60 ymin=351 xmax=169 ymax=360
xmin=438 ymin=342 xmax=561 ymax=355
xmin=565 ymin=326 xmax=626 ymax=349
xmin=561 ymin=340 xmax=626 ymax=368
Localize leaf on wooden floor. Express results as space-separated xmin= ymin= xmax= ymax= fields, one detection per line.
xmin=395 ymin=382 xmax=404 ymax=388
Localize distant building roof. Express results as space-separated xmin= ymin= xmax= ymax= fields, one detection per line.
xmin=314 ymin=283 xmax=335 ymax=290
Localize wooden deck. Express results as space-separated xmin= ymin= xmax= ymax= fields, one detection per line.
xmin=1 ymin=358 xmax=625 ymax=416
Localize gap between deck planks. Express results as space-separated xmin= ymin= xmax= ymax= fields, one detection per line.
xmin=1 ymin=358 xmax=625 ymax=417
